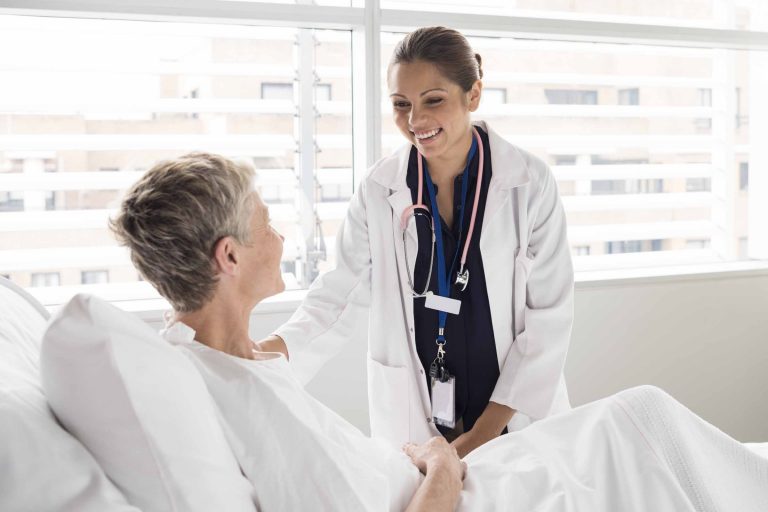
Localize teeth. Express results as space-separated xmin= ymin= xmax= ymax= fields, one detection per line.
xmin=415 ymin=128 xmax=440 ymax=140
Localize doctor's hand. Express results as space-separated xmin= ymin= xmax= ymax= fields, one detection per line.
xmin=452 ymin=401 xmax=516 ymax=458
xmin=253 ymin=334 xmax=289 ymax=360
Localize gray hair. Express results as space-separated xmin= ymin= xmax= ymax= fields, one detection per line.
xmin=110 ymin=152 xmax=256 ymax=312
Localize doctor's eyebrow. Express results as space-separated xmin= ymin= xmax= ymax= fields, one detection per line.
xmin=389 ymin=88 xmax=448 ymax=98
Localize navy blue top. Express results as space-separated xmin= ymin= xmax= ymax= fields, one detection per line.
xmin=407 ymin=126 xmax=499 ymax=435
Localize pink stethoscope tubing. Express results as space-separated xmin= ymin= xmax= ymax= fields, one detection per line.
xmin=399 ymin=127 xmax=484 ymax=294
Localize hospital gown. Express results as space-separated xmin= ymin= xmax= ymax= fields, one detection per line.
xmin=162 ymin=323 xmax=768 ymax=512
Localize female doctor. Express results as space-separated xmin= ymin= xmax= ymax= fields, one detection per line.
xmin=258 ymin=26 xmax=574 ymax=458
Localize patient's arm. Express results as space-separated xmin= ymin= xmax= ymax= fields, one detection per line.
xmin=403 ymin=437 xmax=465 ymax=512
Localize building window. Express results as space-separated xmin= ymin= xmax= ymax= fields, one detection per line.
xmin=605 ymin=240 xmax=662 ymax=254
xmin=686 ymin=239 xmax=710 ymax=249
xmin=0 ymin=191 xmax=24 ymax=212
xmin=618 ymin=88 xmax=639 ymax=105
xmin=740 ymin=162 xmax=749 ymax=191
xmin=483 ymin=87 xmax=507 ymax=104
xmin=696 ymin=88 xmax=713 ymax=129
xmin=554 ymin=155 xmax=577 ymax=166
xmin=574 ymin=245 xmax=591 ymax=256
xmin=31 ymin=272 xmax=60 ymax=287
xmin=316 ymin=83 xmax=332 ymax=101
xmin=686 ymin=178 xmax=711 ymax=192
xmin=591 ymin=179 xmax=663 ymax=195
xmin=544 ymin=89 xmax=597 ymax=105
xmin=261 ymin=82 xmax=294 ymax=100
xmin=81 ymin=270 xmax=109 ymax=284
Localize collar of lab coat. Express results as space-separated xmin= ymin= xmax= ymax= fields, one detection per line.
xmin=368 ymin=120 xmax=531 ymax=192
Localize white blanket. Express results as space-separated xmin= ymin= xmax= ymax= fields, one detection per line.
xmin=165 ymin=326 xmax=768 ymax=511
xmin=461 ymin=386 xmax=768 ymax=511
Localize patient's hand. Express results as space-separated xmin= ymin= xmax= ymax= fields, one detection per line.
xmin=403 ymin=436 xmax=467 ymax=481
xmin=253 ymin=335 xmax=289 ymax=359
xmin=403 ymin=437 xmax=466 ymax=512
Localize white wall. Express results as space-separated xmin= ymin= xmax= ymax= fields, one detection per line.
xmin=245 ymin=271 xmax=768 ymax=442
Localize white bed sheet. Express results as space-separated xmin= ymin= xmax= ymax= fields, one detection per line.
xmin=166 ymin=323 xmax=768 ymax=511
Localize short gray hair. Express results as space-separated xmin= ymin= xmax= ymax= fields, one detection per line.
xmin=110 ymin=152 xmax=255 ymax=312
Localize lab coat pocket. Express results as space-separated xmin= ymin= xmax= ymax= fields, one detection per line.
xmin=513 ymin=248 xmax=533 ymax=338
xmin=366 ymin=356 xmax=409 ymax=445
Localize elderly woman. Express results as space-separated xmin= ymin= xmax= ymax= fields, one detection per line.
xmin=111 ymin=152 xmax=767 ymax=512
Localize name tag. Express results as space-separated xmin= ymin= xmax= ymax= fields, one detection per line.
xmin=424 ymin=293 xmax=461 ymax=315
xmin=431 ymin=376 xmax=456 ymax=429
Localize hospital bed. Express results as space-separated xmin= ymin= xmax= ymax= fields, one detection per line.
xmin=1 ymin=275 xmax=767 ymax=511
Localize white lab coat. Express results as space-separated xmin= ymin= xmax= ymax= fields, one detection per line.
xmin=275 ymin=120 xmax=574 ymax=446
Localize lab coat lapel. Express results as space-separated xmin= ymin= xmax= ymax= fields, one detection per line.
xmin=475 ymin=121 xmax=531 ymax=367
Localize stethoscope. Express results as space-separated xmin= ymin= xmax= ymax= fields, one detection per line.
xmin=399 ymin=127 xmax=485 ymax=298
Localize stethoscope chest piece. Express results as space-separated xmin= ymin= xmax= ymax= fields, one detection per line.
xmin=455 ymin=267 xmax=469 ymax=291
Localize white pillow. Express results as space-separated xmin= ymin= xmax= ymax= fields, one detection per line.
xmin=0 ymin=278 xmax=137 ymax=512
xmin=40 ymin=294 xmax=256 ymax=512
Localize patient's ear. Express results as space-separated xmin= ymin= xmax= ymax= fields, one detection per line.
xmin=213 ymin=236 xmax=239 ymax=276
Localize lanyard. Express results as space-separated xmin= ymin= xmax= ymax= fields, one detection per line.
xmin=421 ymin=132 xmax=479 ymax=345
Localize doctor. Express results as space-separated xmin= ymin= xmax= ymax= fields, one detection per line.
xmin=258 ymin=26 xmax=574 ymax=458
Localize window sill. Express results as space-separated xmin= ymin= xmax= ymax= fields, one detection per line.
xmin=37 ymin=260 xmax=768 ymax=322
xmin=100 ymin=260 xmax=768 ymax=322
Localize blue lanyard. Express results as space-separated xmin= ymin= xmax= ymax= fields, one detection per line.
xmin=422 ymin=136 xmax=478 ymax=343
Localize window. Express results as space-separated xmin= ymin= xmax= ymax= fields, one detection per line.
xmin=544 ymin=89 xmax=597 ymax=105
xmin=574 ymin=245 xmax=591 ymax=256
xmin=0 ymin=15 xmax=352 ymax=300
xmin=686 ymin=178 xmax=711 ymax=192
xmin=686 ymin=239 xmax=710 ymax=249
xmin=618 ymin=88 xmax=639 ymax=106
xmin=317 ymin=83 xmax=332 ymax=101
xmin=483 ymin=87 xmax=506 ymax=104
xmin=81 ymin=270 xmax=109 ymax=284
xmin=31 ymin=272 xmax=60 ymax=287
xmin=740 ymin=162 xmax=749 ymax=191
xmin=606 ymin=240 xmax=663 ymax=254
xmin=696 ymin=88 xmax=713 ymax=129
xmin=261 ymin=82 xmax=294 ymax=100
xmin=0 ymin=192 xmax=24 ymax=212
xmin=2 ymin=3 xmax=766 ymax=302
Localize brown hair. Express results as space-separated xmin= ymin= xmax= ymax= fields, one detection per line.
xmin=110 ymin=152 xmax=256 ymax=312
xmin=388 ymin=26 xmax=483 ymax=92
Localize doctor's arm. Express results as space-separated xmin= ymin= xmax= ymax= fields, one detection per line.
xmin=488 ymin=163 xmax=574 ymax=425
xmin=261 ymin=181 xmax=373 ymax=383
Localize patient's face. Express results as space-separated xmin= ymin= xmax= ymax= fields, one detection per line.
xmin=240 ymin=191 xmax=285 ymax=302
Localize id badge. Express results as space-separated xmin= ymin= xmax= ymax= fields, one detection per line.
xmin=424 ymin=293 xmax=461 ymax=315
xmin=431 ymin=376 xmax=456 ymax=429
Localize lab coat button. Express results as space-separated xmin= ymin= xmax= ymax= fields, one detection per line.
xmin=426 ymin=417 xmax=433 ymax=423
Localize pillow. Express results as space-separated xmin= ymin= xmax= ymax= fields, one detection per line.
xmin=0 ymin=278 xmax=137 ymax=512
xmin=40 ymin=294 xmax=256 ymax=512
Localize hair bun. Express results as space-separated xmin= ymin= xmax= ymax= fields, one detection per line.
xmin=474 ymin=53 xmax=483 ymax=79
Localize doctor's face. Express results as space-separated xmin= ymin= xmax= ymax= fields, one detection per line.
xmin=388 ymin=60 xmax=481 ymax=167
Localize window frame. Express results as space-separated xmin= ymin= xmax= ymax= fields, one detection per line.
xmin=3 ymin=0 xmax=768 ymax=307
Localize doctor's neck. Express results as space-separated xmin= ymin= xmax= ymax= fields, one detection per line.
xmin=423 ymin=127 xmax=474 ymax=185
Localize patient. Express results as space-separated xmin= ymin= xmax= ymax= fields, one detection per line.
xmin=111 ymin=152 xmax=767 ymax=511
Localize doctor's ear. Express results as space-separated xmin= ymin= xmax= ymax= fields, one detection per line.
xmin=213 ymin=236 xmax=239 ymax=275
xmin=467 ymin=80 xmax=482 ymax=112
